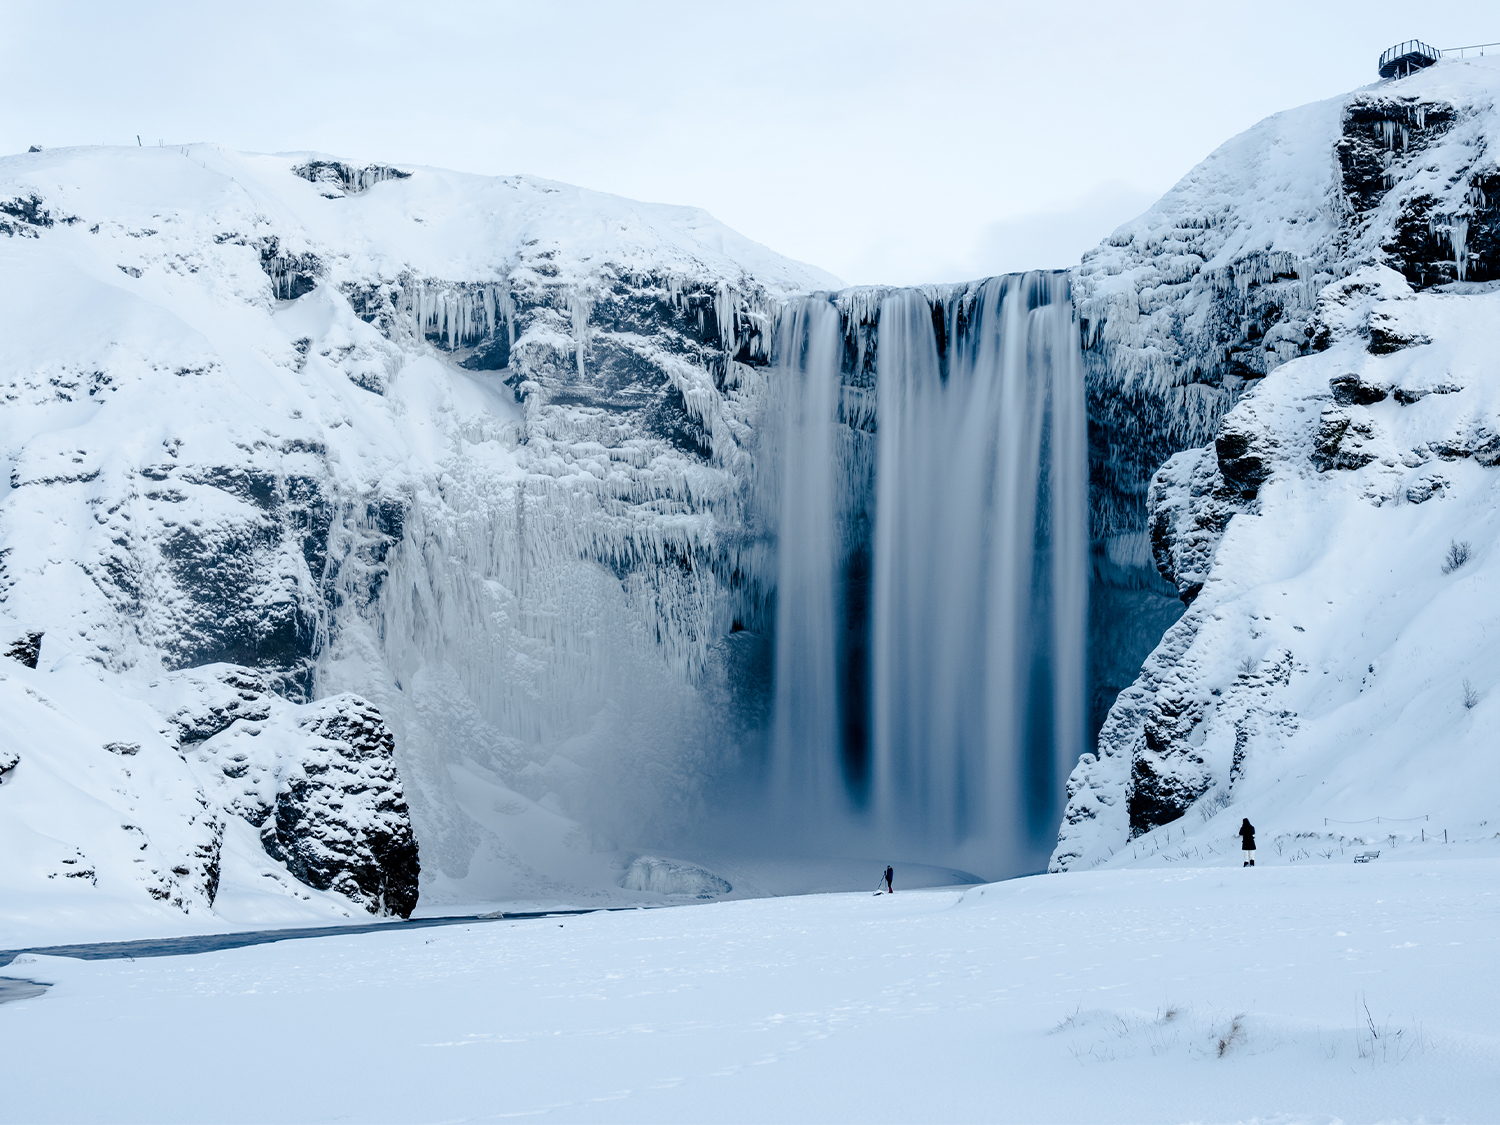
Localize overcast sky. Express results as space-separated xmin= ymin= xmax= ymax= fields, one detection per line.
xmin=3 ymin=1 xmax=1497 ymax=285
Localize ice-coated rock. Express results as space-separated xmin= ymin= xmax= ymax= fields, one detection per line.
xmin=1055 ymin=264 xmax=1500 ymax=869
xmin=620 ymin=855 xmax=731 ymax=898
xmin=4 ymin=630 xmax=42 ymax=669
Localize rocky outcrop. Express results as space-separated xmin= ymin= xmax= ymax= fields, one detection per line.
xmin=0 ymin=140 xmax=842 ymax=904
xmin=162 ymin=665 xmax=419 ymax=915
xmin=258 ymin=696 xmax=419 ymax=916
xmin=5 ymin=630 xmax=42 ymax=668
xmin=1147 ymin=447 xmax=1236 ymax=606
xmin=291 ymin=160 xmax=412 ymax=197
xmin=1338 ymin=94 xmax=1500 ymax=288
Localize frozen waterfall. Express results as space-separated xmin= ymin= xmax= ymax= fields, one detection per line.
xmin=765 ymin=273 xmax=1087 ymax=877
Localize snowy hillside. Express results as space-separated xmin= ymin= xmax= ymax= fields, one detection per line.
xmin=1057 ymin=55 xmax=1500 ymax=870
xmin=0 ymin=143 xmax=840 ymax=927
xmin=1078 ymin=55 xmax=1500 ymax=743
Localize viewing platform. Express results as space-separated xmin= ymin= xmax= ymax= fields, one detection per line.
xmin=1379 ymin=40 xmax=1440 ymax=79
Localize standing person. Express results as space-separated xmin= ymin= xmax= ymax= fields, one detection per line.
xmin=1239 ymin=818 xmax=1256 ymax=866
xmin=884 ymin=865 xmax=894 ymax=893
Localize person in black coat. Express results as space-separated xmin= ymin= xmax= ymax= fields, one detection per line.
xmin=884 ymin=865 xmax=894 ymax=893
xmin=1239 ymin=818 xmax=1256 ymax=866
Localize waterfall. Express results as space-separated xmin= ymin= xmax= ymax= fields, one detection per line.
xmin=767 ymin=297 xmax=848 ymax=818
xmin=766 ymin=272 xmax=1087 ymax=877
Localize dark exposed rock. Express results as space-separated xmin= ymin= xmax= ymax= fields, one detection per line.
xmin=1329 ymin=373 xmax=1388 ymax=406
xmin=1368 ymin=314 xmax=1431 ymax=354
xmin=1311 ymin=408 xmax=1379 ymax=472
xmin=257 ymin=696 xmax=420 ymax=916
xmin=163 ymin=668 xmax=418 ymax=914
xmin=257 ymin=236 xmax=321 ymax=300
xmin=5 ymin=630 xmax=42 ymax=668
xmin=1148 ymin=447 xmax=1239 ymax=605
xmin=0 ymin=745 xmax=18 ymax=782
xmin=292 ymin=161 xmax=411 ymax=196
xmin=1215 ymin=420 xmax=1274 ymax=499
xmin=1339 ymin=95 xmax=1500 ymax=289
xmin=162 ymin=665 xmax=274 ymax=746
xmin=1392 ymin=383 xmax=1460 ymax=404
xmin=1405 ymin=473 xmax=1447 ymax=504
xmin=1 ymin=193 xmax=53 ymax=238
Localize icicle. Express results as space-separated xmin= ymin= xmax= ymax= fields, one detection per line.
xmin=715 ymin=282 xmax=737 ymax=354
xmin=1451 ymin=217 xmax=1470 ymax=281
xmin=569 ymin=293 xmax=593 ymax=378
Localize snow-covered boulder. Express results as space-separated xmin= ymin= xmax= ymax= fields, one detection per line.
xmin=0 ymin=634 xmax=418 ymax=931
xmin=253 ymin=696 xmax=418 ymax=916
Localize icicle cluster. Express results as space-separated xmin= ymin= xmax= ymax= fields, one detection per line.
xmin=291 ymin=161 xmax=412 ymax=196
xmin=401 ymin=282 xmax=513 ymax=350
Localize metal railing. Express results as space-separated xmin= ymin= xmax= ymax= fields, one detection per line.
xmin=1443 ymin=40 xmax=1500 ymax=58
xmin=1379 ymin=39 xmax=1440 ymax=78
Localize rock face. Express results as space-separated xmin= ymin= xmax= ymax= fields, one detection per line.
xmin=257 ymin=696 xmax=419 ymax=916
xmin=0 ymin=642 xmax=229 ymax=914
xmin=5 ymin=630 xmax=42 ymax=668
xmin=161 ymin=665 xmax=419 ymax=915
xmin=0 ymin=142 xmax=839 ymax=906
xmin=1054 ymin=56 xmax=1500 ymax=869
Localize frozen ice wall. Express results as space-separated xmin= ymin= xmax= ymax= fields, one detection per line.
xmin=762 ymin=274 xmax=1089 ymax=878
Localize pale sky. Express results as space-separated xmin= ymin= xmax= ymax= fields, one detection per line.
xmin=3 ymin=1 xmax=1496 ymax=285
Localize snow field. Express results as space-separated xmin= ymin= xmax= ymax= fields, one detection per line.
xmin=3 ymin=860 xmax=1498 ymax=1124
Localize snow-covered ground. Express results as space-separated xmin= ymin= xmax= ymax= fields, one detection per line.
xmin=4 ymin=854 xmax=1497 ymax=1124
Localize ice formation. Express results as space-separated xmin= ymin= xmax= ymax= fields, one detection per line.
xmin=619 ymin=854 xmax=732 ymax=897
xmin=0 ymin=141 xmax=850 ymax=912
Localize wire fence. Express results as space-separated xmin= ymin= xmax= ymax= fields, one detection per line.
xmin=1324 ymin=815 xmax=1428 ymax=826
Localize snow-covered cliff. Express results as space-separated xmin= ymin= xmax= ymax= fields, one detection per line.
xmin=1056 ymin=55 xmax=1500 ymax=870
xmin=0 ymin=143 xmax=840 ymax=922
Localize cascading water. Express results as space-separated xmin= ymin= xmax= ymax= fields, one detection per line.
xmin=766 ymin=298 xmax=848 ymax=816
xmin=766 ymin=272 xmax=1087 ymax=877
